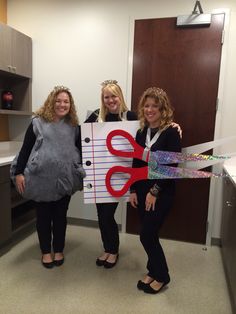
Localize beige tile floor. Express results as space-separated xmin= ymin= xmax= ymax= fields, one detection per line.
xmin=0 ymin=225 xmax=232 ymax=314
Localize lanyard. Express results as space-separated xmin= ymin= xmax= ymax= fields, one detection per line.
xmin=145 ymin=127 xmax=162 ymax=149
xmin=142 ymin=128 xmax=162 ymax=161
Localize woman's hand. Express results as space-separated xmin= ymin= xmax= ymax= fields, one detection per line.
xmin=129 ymin=192 xmax=138 ymax=208
xmin=15 ymin=174 xmax=25 ymax=195
xmin=145 ymin=192 xmax=157 ymax=211
xmin=171 ymin=122 xmax=182 ymax=138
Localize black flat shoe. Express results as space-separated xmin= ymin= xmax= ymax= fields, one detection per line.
xmin=96 ymin=258 xmax=106 ymax=266
xmin=41 ymin=258 xmax=54 ymax=269
xmin=54 ymin=258 xmax=64 ymax=267
xmin=137 ymin=280 xmax=153 ymax=291
xmin=143 ymin=279 xmax=170 ymax=294
xmin=103 ymin=254 xmax=119 ymax=269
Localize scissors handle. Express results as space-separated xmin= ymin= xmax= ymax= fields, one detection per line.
xmin=107 ymin=129 xmax=148 ymax=161
xmin=105 ymin=165 xmax=148 ymax=197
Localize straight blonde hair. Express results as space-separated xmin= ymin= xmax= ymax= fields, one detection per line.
xmin=98 ymin=82 xmax=128 ymax=122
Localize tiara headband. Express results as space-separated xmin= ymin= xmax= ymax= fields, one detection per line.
xmin=53 ymin=85 xmax=70 ymax=93
xmin=101 ymin=80 xmax=118 ymax=87
xmin=145 ymin=87 xmax=166 ymax=97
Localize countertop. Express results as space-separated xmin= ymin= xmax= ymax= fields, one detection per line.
xmin=223 ymin=157 xmax=236 ymax=186
xmin=0 ymin=141 xmax=22 ymax=166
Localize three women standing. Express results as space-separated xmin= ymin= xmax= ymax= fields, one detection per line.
xmin=12 ymin=82 xmax=181 ymax=296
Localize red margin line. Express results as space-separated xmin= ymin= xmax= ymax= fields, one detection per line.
xmin=91 ymin=123 xmax=97 ymax=203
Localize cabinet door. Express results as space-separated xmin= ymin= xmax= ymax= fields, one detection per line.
xmin=0 ymin=166 xmax=11 ymax=246
xmin=221 ymin=177 xmax=234 ymax=272
xmin=11 ymin=28 xmax=32 ymax=78
xmin=221 ymin=176 xmax=236 ymax=312
xmin=228 ymin=183 xmax=236 ymax=310
xmin=0 ymin=23 xmax=12 ymax=72
xmin=0 ymin=23 xmax=32 ymax=78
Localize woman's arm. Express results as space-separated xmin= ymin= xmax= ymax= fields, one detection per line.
xmin=84 ymin=109 xmax=100 ymax=123
xmin=75 ymin=125 xmax=82 ymax=161
xmin=15 ymin=122 xmax=36 ymax=175
xmin=14 ymin=122 xmax=36 ymax=194
xmin=171 ymin=122 xmax=182 ymax=138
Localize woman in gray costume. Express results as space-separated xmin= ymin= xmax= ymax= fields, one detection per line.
xmin=12 ymin=86 xmax=85 ymax=268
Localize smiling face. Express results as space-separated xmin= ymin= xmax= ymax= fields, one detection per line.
xmin=53 ymin=91 xmax=71 ymax=121
xmin=143 ymin=97 xmax=162 ymax=128
xmin=103 ymin=90 xmax=121 ymax=114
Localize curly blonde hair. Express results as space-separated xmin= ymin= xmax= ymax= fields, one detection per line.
xmin=34 ymin=86 xmax=79 ymax=126
xmin=98 ymin=82 xmax=128 ymax=122
xmin=138 ymin=87 xmax=174 ymax=130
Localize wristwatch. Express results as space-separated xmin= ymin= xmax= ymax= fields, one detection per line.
xmin=149 ymin=184 xmax=161 ymax=197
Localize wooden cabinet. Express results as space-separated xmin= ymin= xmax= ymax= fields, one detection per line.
xmin=0 ymin=22 xmax=32 ymax=78
xmin=0 ymin=23 xmax=11 ymax=72
xmin=11 ymin=29 xmax=32 ymax=78
xmin=0 ymin=164 xmax=36 ymax=249
xmin=0 ymin=165 xmax=11 ymax=246
xmin=221 ymin=174 xmax=236 ymax=314
xmin=0 ymin=22 xmax=32 ymax=116
xmin=11 ymin=182 xmax=36 ymax=235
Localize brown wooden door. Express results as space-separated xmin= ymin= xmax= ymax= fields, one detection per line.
xmin=127 ymin=14 xmax=224 ymax=244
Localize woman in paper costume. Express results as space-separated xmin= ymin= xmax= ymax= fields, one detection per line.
xmin=85 ymin=80 xmax=137 ymax=268
xmin=129 ymin=87 xmax=181 ymax=294
xmin=86 ymin=80 xmax=181 ymax=269
xmin=11 ymin=86 xmax=85 ymax=268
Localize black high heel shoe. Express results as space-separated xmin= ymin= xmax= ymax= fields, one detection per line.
xmin=143 ymin=279 xmax=170 ymax=294
xmin=41 ymin=257 xmax=54 ymax=269
xmin=137 ymin=280 xmax=153 ymax=290
xmin=96 ymin=258 xmax=106 ymax=266
xmin=54 ymin=253 xmax=64 ymax=267
xmin=103 ymin=254 xmax=119 ymax=269
xmin=54 ymin=258 xmax=64 ymax=267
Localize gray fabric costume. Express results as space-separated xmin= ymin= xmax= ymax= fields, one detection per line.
xmin=11 ymin=117 xmax=85 ymax=202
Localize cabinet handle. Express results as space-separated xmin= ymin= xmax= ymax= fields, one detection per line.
xmin=7 ymin=66 xmax=17 ymax=73
xmin=226 ymin=201 xmax=233 ymax=207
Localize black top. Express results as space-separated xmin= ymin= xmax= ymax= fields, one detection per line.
xmin=84 ymin=109 xmax=137 ymax=123
xmin=15 ymin=121 xmax=82 ymax=175
xmin=131 ymin=125 xmax=181 ymax=192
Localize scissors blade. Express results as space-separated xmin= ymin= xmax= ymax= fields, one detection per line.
xmin=178 ymin=152 xmax=236 ymax=170
xmin=149 ymin=150 xmax=229 ymax=165
xmin=148 ymin=164 xmax=220 ymax=179
xmin=182 ymin=136 xmax=236 ymax=154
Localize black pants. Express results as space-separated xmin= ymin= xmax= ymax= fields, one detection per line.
xmin=138 ymin=192 xmax=174 ymax=283
xmin=96 ymin=202 xmax=119 ymax=254
xmin=35 ymin=195 xmax=71 ymax=254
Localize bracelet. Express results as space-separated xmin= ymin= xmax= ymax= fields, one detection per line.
xmin=149 ymin=184 xmax=161 ymax=197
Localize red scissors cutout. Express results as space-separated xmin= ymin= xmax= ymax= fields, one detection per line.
xmin=106 ymin=129 xmax=149 ymax=197
xmin=105 ymin=129 xmax=228 ymax=198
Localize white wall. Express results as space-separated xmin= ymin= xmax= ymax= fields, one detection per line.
xmin=7 ymin=0 xmax=236 ymax=240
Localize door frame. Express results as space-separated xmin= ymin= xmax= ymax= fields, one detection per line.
xmin=122 ymin=8 xmax=230 ymax=246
